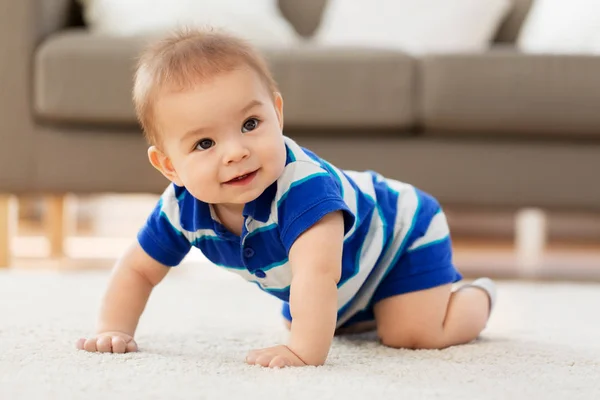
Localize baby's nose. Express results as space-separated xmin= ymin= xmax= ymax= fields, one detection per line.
xmin=224 ymin=141 xmax=250 ymax=164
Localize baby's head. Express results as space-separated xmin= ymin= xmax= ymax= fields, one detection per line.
xmin=133 ymin=28 xmax=287 ymax=208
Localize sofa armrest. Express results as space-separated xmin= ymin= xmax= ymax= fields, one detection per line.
xmin=38 ymin=0 xmax=82 ymax=40
xmin=0 ymin=0 xmax=74 ymax=191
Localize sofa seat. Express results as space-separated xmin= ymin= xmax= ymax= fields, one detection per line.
xmin=421 ymin=48 xmax=600 ymax=138
xmin=34 ymin=30 xmax=416 ymax=132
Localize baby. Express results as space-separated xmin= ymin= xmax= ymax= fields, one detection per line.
xmin=77 ymin=28 xmax=497 ymax=368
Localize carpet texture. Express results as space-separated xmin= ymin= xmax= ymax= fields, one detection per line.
xmin=1 ymin=263 xmax=599 ymax=400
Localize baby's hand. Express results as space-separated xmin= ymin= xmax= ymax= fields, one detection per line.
xmin=245 ymin=345 xmax=307 ymax=368
xmin=76 ymin=331 xmax=138 ymax=353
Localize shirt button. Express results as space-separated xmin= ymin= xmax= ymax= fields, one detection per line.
xmin=243 ymin=247 xmax=255 ymax=258
xmin=254 ymin=269 xmax=266 ymax=278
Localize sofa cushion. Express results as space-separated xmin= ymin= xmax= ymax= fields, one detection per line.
xmin=34 ymin=30 xmax=416 ymax=131
xmin=315 ymin=0 xmax=512 ymax=54
xmin=78 ymin=0 xmax=300 ymax=47
xmin=517 ymin=0 xmax=600 ymax=55
xmin=420 ymin=48 xmax=600 ymax=138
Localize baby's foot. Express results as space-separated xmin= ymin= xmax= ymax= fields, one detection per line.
xmin=464 ymin=277 xmax=497 ymax=317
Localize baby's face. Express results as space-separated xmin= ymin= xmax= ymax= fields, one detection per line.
xmin=154 ymin=67 xmax=286 ymax=206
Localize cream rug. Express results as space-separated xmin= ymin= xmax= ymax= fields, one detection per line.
xmin=1 ymin=263 xmax=599 ymax=400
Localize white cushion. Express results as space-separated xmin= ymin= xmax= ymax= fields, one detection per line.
xmin=314 ymin=0 xmax=512 ymax=54
xmin=78 ymin=0 xmax=299 ymax=47
xmin=518 ymin=0 xmax=600 ymax=54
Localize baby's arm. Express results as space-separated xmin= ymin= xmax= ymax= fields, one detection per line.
xmin=288 ymin=211 xmax=344 ymax=364
xmin=76 ymin=241 xmax=170 ymax=353
xmin=246 ymin=211 xmax=344 ymax=367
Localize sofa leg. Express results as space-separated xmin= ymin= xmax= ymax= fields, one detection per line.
xmin=515 ymin=208 xmax=548 ymax=278
xmin=0 ymin=195 xmax=18 ymax=268
xmin=45 ymin=195 xmax=70 ymax=258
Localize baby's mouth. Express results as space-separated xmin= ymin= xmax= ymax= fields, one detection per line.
xmin=224 ymin=170 xmax=258 ymax=184
xmin=230 ymin=173 xmax=250 ymax=182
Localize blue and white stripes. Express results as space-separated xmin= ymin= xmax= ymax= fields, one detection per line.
xmin=138 ymin=136 xmax=455 ymax=327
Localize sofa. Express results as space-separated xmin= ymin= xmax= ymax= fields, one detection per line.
xmin=1 ymin=0 xmax=600 ymax=266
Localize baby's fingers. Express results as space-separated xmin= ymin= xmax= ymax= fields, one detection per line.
xmin=268 ymin=355 xmax=290 ymax=368
xmin=83 ymin=338 xmax=98 ymax=352
xmin=110 ymin=336 xmax=138 ymax=353
xmin=76 ymin=335 xmax=136 ymax=353
xmin=76 ymin=338 xmax=86 ymax=350
xmin=125 ymin=338 xmax=138 ymax=353
xmin=96 ymin=336 xmax=113 ymax=353
xmin=254 ymin=353 xmax=274 ymax=368
xmin=110 ymin=336 xmax=125 ymax=353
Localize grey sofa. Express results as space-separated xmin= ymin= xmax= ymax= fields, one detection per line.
xmin=1 ymin=0 xmax=600 ymax=266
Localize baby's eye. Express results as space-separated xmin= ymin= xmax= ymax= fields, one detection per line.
xmin=195 ymin=138 xmax=215 ymax=151
xmin=242 ymin=118 xmax=260 ymax=133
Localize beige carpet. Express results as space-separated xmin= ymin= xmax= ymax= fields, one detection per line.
xmin=1 ymin=262 xmax=599 ymax=400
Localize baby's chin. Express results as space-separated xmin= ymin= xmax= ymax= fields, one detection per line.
xmin=189 ymin=190 xmax=262 ymax=206
xmin=226 ymin=190 xmax=263 ymax=205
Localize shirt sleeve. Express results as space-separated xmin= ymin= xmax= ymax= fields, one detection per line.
xmin=277 ymin=162 xmax=355 ymax=252
xmin=137 ymin=186 xmax=192 ymax=267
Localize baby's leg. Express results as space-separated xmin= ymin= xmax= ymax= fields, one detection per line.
xmin=374 ymin=279 xmax=495 ymax=350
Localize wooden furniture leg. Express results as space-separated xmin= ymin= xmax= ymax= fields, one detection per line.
xmin=0 ymin=195 xmax=17 ymax=267
xmin=45 ymin=195 xmax=69 ymax=258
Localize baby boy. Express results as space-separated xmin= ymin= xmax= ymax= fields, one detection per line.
xmin=76 ymin=29 xmax=497 ymax=368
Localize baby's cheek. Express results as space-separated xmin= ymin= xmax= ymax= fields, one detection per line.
xmin=187 ymin=169 xmax=219 ymax=202
xmin=262 ymin=148 xmax=285 ymax=180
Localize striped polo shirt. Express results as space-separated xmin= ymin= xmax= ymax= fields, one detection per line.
xmin=138 ymin=136 xmax=454 ymax=327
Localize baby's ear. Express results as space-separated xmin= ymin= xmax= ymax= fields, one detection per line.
xmin=273 ymin=92 xmax=284 ymax=130
xmin=148 ymin=146 xmax=184 ymax=186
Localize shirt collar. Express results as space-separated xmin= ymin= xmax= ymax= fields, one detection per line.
xmin=242 ymin=181 xmax=277 ymax=223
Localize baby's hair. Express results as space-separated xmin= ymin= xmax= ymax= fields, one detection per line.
xmin=133 ymin=27 xmax=279 ymax=147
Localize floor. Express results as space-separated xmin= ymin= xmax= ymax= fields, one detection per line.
xmin=1 ymin=263 xmax=599 ymax=399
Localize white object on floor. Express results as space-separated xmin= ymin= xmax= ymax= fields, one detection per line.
xmin=78 ymin=0 xmax=300 ymax=46
xmin=314 ymin=0 xmax=512 ymax=54
xmin=518 ymin=0 xmax=600 ymax=54
xmin=515 ymin=208 xmax=548 ymax=277
xmin=1 ymin=266 xmax=600 ymax=399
